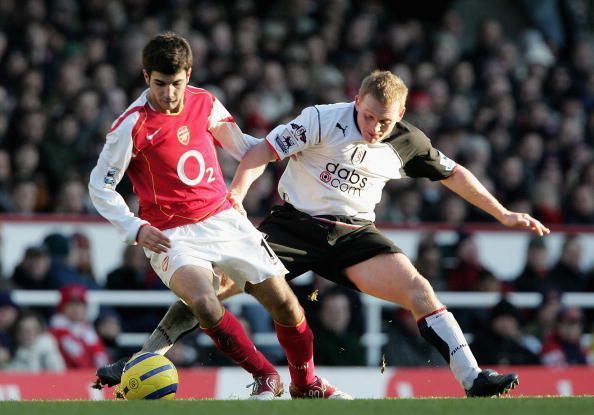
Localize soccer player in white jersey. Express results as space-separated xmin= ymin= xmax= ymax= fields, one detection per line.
xmin=96 ymin=70 xmax=550 ymax=397
xmin=89 ymin=32 xmax=350 ymax=400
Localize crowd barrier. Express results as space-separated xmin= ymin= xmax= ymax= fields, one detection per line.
xmin=12 ymin=290 xmax=594 ymax=365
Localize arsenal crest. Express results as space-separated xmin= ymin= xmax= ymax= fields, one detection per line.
xmin=177 ymin=125 xmax=190 ymax=145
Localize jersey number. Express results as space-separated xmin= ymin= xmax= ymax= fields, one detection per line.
xmin=177 ymin=150 xmax=216 ymax=186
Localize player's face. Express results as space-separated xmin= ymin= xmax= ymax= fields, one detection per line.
xmin=144 ymin=69 xmax=191 ymax=114
xmin=355 ymin=94 xmax=405 ymax=144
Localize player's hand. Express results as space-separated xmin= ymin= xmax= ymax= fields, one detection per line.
xmin=227 ymin=192 xmax=247 ymax=216
xmin=137 ymin=224 xmax=171 ymax=253
xmin=500 ymin=211 xmax=551 ymax=236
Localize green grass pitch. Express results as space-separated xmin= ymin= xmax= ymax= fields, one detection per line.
xmin=0 ymin=397 xmax=593 ymax=415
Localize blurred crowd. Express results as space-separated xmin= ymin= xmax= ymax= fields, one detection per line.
xmin=0 ymin=0 xmax=594 ymax=371
xmin=0 ymin=0 xmax=593 ymax=222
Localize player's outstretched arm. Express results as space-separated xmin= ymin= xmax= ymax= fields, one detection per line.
xmin=440 ymin=164 xmax=550 ymax=236
xmin=229 ymin=141 xmax=277 ymax=204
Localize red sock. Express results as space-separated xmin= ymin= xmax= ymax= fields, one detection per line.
xmin=274 ymin=319 xmax=316 ymax=387
xmin=203 ymin=310 xmax=276 ymax=376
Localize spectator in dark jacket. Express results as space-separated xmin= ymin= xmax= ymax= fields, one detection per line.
xmin=471 ymin=299 xmax=541 ymax=365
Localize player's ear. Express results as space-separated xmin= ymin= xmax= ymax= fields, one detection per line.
xmin=354 ymin=94 xmax=360 ymax=110
xmin=186 ymin=68 xmax=192 ymax=82
xmin=399 ymin=106 xmax=406 ymax=119
xmin=143 ymin=69 xmax=150 ymax=86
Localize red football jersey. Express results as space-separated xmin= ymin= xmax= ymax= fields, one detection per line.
xmin=122 ymin=86 xmax=229 ymax=229
xmin=90 ymin=86 xmax=256 ymax=241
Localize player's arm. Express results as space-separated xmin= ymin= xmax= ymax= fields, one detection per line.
xmin=229 ymin=141 xmax=277 ymax=204
xmin=399 ymin=122 xmax=550 ymax=237
xmin=208 ymin=97 xmax=262 ymax=160
xmin=229 ymin=106 xmax=319 ymax=204
xmin=88 ymin=119 xmax=171 ymax=252
xmin=440 ymin=165 xmax=550 ymax=236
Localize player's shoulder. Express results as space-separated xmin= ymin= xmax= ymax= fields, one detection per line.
xmin=382 ymin=119 xmax=433 ymax=162
xmin=306 ymin=102 xmax=354 ymax=133
xmin=108 ymin=91 xmax=149 ymax=135
xmin=185 ymin=85 xmax=215 ymax=100
xmin=313 ymin=101 xmax=354 ymax=117
xmin=386 ymin=119 xmax=431 ymax=148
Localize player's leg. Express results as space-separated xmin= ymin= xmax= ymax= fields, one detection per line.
xmin=246 ymin=275 xmax=352 ymax=399
xmin=345 ymin=252 xmax=518 ymax=397
xmin=170 ymin=264 xmax=282 ymax=399
xmin=94 ymin=274 xmax=242 ymax=389
xmin=217 ymin=208 xmax=350 ymax=399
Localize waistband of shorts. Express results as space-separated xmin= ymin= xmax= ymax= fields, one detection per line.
xmin=277 ymin=203 xmax=373 ymax=227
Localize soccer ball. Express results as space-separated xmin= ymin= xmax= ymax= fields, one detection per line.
xmin=120 ymin=352 xmax=179 ymax=400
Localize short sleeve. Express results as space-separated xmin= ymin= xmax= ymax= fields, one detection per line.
xmin=392 ymin=122 xmax=457 ymax=181
xmin=265 ymin=106 xmax=320 ymax=159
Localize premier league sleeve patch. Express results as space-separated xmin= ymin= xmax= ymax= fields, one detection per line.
xmin=274 ymin=124 xmax=308 ymax=155
xmin=103 ymin=167 xmax=120 ymax=188
xmin=274 ymin=130 xmax=296 ymax=154
xmin=438 ymin=150 xmax=456 ymax=171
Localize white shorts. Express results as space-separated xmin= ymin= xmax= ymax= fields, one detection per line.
xmin=144 ymin=208 xmax=288 ymax=289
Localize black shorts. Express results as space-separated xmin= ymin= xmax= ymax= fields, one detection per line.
xmin=257 ymin=203 xmax=403 ymax=290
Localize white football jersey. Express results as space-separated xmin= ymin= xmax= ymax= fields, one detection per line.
xmin=265 ymin=102 xmax=456 ymax=221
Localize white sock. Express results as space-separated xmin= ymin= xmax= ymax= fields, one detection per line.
xmin=418 ymin=309 xmax=481 ymax=389
xmin=140 ymin=300 xmax=199 ymax=355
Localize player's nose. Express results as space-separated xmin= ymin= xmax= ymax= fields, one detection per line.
xmin=164 ymin=85 xmax=175 ymax=99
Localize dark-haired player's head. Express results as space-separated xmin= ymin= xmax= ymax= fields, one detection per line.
xmin=142 ymin=32 xmax=193 ymax=114
xmin=355 ymin=70 xmax=408 ymax=144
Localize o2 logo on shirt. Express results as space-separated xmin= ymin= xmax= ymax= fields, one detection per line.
xmin=177 ymin=150 xmax=216 ymax=186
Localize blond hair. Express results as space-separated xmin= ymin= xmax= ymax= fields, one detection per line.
xmin=358 ymin=70 xmax=408 ymax=106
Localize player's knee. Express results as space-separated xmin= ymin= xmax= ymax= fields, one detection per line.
xmin=408 ymin=274 xmax=439 ymax=311
xmin=270 ymin=295 xmax=302 ymax=325
xmin=186 ymin=293 xmax=222 ymax=326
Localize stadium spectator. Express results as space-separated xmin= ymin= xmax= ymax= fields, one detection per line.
xmin=471 ymin=299 xmax=541 ymax=365
xmin=49 ymin=284 xmax=109 ymax=369
xmin=54 ymin=179 xmax=91 ymax=215
xmin=0 ymin=291 xmax=19 ymax=367
xmin=105 ymin=245 xmax=152 ymax=291
xmin=513 ymin=237 xmax=554 ymax=292
xmin=10 ymin=245 xmax=51 ymax=290
xmin=524 ymin=290 xmax=563 ymax=344
xmin=312 ymin=287 xmax=366 ymax=366
xmin=413 ymin=233 xmax=447 ymax=291
xmin=0 ymin=149 xmax=12 ymax=212
xmin=94 ymin=310 xmax=129 ymax=363
xmin=9 ymin=180 xmax=39 ymax=214
xmin=291 ymin=274 xmax=365 ymax=338
xmin=541 ymin=306 xmax=588 ymax=366
xmin=383 ymin=308 xmax=446 ymax=367
xmin=5 ymin=310 xmax=65 ymax=372
xmin=43 ymin=233 xmax=99 ymax=289
xmin=447 ymin=232 xmax=495 ymax=291
xmin=105 ymin=245 xmax=165 ymax=333
xmin=70 ymin=232 xmax=96 ymax=285
xmin=548 ymin=234 xmax=586 ymax=292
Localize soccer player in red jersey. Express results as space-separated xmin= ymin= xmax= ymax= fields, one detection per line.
xmin=89 ymin=32 xmax=350 ymax=399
